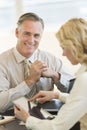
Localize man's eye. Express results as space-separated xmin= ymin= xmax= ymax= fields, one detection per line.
xmin=35 ymin=34 xmax=40 ymax=38
xmin=25 ymin=33 xmax=29 ymax=35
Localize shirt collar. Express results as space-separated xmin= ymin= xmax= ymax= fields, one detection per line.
xmin=13 ymin=47 xmax=25 ymax=63
xmin=13 ymin=47 xmax=39 ymax=63
xmin=27 ymin=49 xmax=38 ymax=63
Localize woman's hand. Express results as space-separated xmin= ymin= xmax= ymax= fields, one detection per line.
xmin=41 ymin=68 xmax=60 ymax=83
xmin=29 ymin=91 xmax=59 ymax=104
xmin=14 ymin=104 xmax=30 ymax=123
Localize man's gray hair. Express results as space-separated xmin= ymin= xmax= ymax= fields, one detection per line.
xmin=17 ymin=12 xmax=44 ymax=29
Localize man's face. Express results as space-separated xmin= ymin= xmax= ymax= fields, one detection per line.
xmin=16 ymin=20 xmax=43 ymax=58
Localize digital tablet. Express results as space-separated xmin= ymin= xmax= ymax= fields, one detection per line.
xmin=13 ymin=97 xmax=54 ymax=119
xmin=28 ymin=101 xmax=54 ymax=119
xmin=13 ymin=97 xmax=29 ymax=112
xmin=38 ymin=99 xmax=63 ymax=113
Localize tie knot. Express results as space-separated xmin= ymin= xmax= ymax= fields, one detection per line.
xmin=24 ymin=59 xmax=31 ymax=66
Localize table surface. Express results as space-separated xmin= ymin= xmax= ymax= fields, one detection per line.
xmin=0 ymin=100 xmax=80 ymax=130
xmin=0 ymin=119 xmax=27 ymax=130
xmin=0 ymin=117 xmax=80 ymax=130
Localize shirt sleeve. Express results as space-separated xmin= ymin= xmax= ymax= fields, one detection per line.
xmin=0 ymin=80 xmax=30 ymax=112
xmin=58 ymin=91 xmax=69 ymax=103
xmin=26 ymin=116 xmax=53 ymax=130
xmin=25 ymin=73 xmax=87 ymax=130
xmin=47 ymin=54 xmax=74 ymax=92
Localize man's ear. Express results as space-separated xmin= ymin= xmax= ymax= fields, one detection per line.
xmin=15 ymin=28 xmax=19 ymax=38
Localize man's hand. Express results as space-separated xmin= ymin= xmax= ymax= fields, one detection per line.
xmin=41 ymin=68 xmax=54 ymax=78
xmin=25 ymin=60 xmax=47 ymax=86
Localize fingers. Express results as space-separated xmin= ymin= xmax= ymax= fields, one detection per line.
xmin=14 ymin=105 xmax=22 ymax=116
xmin=15 ymin=105 xmax=20 ymax=111
xmin=35 ymin=97 xmax=47 ymax=104
xmin=29 ymin=92 xmax=41 ymax=102
xmin=29 ymin=97 xmax=46 ymax=104
xmin=29 ymin=91 xmax=47 ymax=104
xmin=28 ymin=61 xmax=47 ymax=82
xmin=14 ymin=105 xmax=29 ymax=122
xmin=32 ymin=60 xmax=47 ymax=71
xmin=14 ymin=105 xmax=20 ymax=118
xmin=14 ymin=104 xmax=26 ymax=112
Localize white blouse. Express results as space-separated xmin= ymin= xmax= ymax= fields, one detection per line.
xmin=26 ymin=64 xmax=87 ymax=130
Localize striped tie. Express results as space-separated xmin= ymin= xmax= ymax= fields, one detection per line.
xmin=24 ymin=59 xmax=31 ymax=80
xmin=24 ymin=59 xmax=37 ymax=98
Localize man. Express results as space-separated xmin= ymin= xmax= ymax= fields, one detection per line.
xmin=0 ymin=12 xmax=73 ymax=113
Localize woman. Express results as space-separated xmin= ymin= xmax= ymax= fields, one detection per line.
xmin=14 ymin=18 xmax=87 ymax=130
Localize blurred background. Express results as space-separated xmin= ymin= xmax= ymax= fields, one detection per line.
xmin=0 ymin=0 xmax=87 ymax=74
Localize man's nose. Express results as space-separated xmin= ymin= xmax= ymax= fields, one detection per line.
xmin=28 ymin=35 xmax=34 ymax=43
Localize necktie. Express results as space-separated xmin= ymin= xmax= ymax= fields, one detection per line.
xmin=24 ymin=59 xmax=31 ymax=80
xmin=24 ymin=59 xmax=37 ymax=98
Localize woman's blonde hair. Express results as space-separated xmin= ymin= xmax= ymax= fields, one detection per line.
xmin=56 ymin=18 xmax=87 ymax=64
